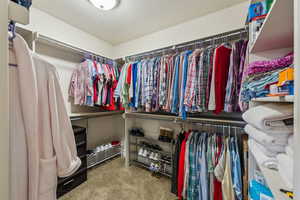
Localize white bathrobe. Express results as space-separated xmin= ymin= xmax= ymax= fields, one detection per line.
xmin=11 ymin=34 xmax=81 ymax=200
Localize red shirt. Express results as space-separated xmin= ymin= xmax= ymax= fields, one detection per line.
xmin=177 ymin=132 xmax=190 ymax=199
xmin=214 ymin=136 xmax=223 ymax=200
xmin=126 ymin=64 xmax=132 ymax=85
xmin=214 ymin=45 xmax=232 ymax=114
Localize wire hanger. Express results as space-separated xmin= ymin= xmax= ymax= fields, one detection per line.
xmin=8 ymin=21 xmax=18 ymax=67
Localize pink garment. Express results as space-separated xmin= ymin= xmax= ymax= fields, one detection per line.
xmin=12 ymin=34 xmax=81 ymax=200
xmin=68 ymin=62 xmax=88 ymax=105
xmin=246 ymin=52 xmax=293 ymax=75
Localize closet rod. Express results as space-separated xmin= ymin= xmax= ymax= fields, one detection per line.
xmin=32 ymin=33 xmax=114 ymax=63
xmin=124 ymin=113 xmax=245 ymax=127
xmin=125 ymin=27 xmax=248 ymax=61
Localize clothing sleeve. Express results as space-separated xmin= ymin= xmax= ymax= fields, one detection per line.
xmin=48 ymin=70 xmax=81 ymax=178
xmin=68 ymin=70 xmax=77 ymax=98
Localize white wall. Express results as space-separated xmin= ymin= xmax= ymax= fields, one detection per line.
xmin=20 ymin=7 xmax=114 ymax=58
xmin=113 ymin=2 xmax=248 ymax=59
xmin=0 ymin=0 xmax=9 ymax=199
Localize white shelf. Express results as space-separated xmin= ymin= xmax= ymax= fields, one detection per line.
xmin=251 ymin=95 xmax=294 ymax=103
xmin=69 ymin=111 xmax=124 ymax=120
xmin=250 ymin=151 xmax=290 ymax=200
xmin=250 ymin=0 xmax=294 ymax=53
xmin=8 ymin=1 xmax=29 ymax=25
xmin=259 ymin=164 xmax=290 ymax=200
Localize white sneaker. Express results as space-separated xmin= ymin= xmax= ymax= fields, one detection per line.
xmin=142 ymin=149 xmax=148 ymax=157
xmin=153 ymin=153 xmax=159 ymax=161
xmin=100 ymin=145 xmax=105 ymax=151
xmin=155 ymin=164 xmax=160 ymax=171
xmin=149 ymin=152 xmax=155 ymax=160
xmin=104 ymin=144 xmax=110 ymax=150
xmin=150 ymin=163 xmax=155 ymax=171
xmin=108 ymin=144 xmax=113 ymax=148
xmin=138 ymin=148 xmax=144 ymax=156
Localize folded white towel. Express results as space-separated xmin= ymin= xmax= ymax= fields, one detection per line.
xmin=242 ymin=103 xmax=293 ymax=134
xmin=248 ymin=139 xmax=278 ymax=170
xmin=245 ymin=124 xmax=290 ymax=146
xmin=277 ymin=153 xmax=293 ymax=190
xmin=288 ymin=135 xmax=293 ymax=146
xmin=286 ymin=146 xmax=293 ymax=158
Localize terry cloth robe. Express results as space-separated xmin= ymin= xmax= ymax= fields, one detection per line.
xmin=12 ymin=34 xmax=81 ymax=200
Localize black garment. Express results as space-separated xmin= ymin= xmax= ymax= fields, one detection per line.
xmin=171 ymin=131 xmax=185 ymax=195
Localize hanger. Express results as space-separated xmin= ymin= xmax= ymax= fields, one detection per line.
xmin=8 ymin=21 xmax=18 ymax=67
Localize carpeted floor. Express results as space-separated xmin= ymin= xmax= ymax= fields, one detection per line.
xmin=60 ymin=158 xmax=177 ymax=200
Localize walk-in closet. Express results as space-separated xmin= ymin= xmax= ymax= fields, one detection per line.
xmin=1 ymin=0 xmax=298 ymax=200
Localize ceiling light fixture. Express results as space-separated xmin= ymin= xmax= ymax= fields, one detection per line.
xmin=89 ymin=0 xmax=119 ymax=11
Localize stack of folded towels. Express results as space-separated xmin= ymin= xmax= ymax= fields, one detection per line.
xmin=243 ymin=103 xmax=293 ymax=190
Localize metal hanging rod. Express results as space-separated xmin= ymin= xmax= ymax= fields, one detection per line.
xmin=124 ymin=113 xmax=245 ymax=127
xmin=174 ymin=117 xmax=245 ymax=127
xmin=125 ymin=27 xmax=248 ymax=62
xmin=33 ymin=32 xmax=114 ymax=63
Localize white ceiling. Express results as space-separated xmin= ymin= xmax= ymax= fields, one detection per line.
xmin=33 ymin=0 xmax=245 ymax=45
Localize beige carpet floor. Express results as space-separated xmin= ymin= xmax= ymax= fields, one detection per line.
xmin=60 ymin=158 xmax=177 ymax=200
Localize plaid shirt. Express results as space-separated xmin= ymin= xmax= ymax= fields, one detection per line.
xmin=141 ymin=60 xmax=148 ymax=107
xmin=206 ymin=48 xmax=215 ymax=109
xmin=198 ymin=49 xmax=213 ymax=111
xmin=184 ymin=49 xmax=202 ymax=108
xmin=159 ymin=57 xmax=167 ymax=107
xmin=187 ymin=133 xmax=198 ymax=200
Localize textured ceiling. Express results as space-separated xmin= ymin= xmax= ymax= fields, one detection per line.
xmin=33 ymin=0 xmax=246 ymax=45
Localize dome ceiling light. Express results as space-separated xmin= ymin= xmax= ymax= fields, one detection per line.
xmin=89 ymin=0 xmax=120 ymax=11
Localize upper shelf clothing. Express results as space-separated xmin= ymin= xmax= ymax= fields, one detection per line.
xmin=115 ymin=40 xmax=248 ymax=118
xmin=69 ymin=59 xmax=121 ymax=111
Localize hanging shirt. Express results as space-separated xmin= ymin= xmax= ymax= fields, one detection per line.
xmin=178 ymin=132 xmax=191 ymax=200
xmin=198 ymin=48 xmax=213 ymax=111
xmin=208 ymin=48 xmax=218 ymax=111
xmin=214 ymin=45 xmax=232 ymax=114
xmin=134 ymin=62 xmax=143 ymax=108
xmin=222 ymin=138 xmax=236 ymax=200
xmin=159 ymin=57 xmax=168 ymax=107
xmin=184 ymin=49 xmax=202 ymax=109
xmin=230 ymin=137 xmax=243 ymax=200
xmin=165 ymin=55 xmax=175 ymax=112
xmin=171 ymin=132 xmax=185 ymax=194
xmin=224 ymin=40 xmax=244 ymax=112
xmin=171 ymin=55 xmax=181 ymax=113
xmin=179 ymin=51 xmax=193 ymax=119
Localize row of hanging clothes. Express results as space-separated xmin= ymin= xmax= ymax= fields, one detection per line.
xmin=114 ymin=33 xmax=248 ymax=119
xmin=171 ymin=123 xmax=248 ymax=200
xmin=68 ymin=56 xmax=122 ymax=111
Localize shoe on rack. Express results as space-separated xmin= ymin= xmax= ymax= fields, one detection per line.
xmin=100 ymin=145 xmax=105 ymax=151
xmin=149 ymin=152 xmax=155 ymax=160
xmin=152 ymin=144 xmax=163 ymax=151
xmin=138 ymin=148 xmax=144 ymax=156
xmin=153 ymin=153 xmax=160 ymax=161
xmin=142 ymin=149 xmax=148 ymax=157
xmin=154 ymin=164 xmax=160 ymax=172
xmin=135 ymin=128 xmax=145 ymax=137
xmin=150 ymin=163 xmax=155 ymax=171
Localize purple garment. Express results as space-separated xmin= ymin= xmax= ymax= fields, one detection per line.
xmin=224 ymin=40 xmax=244 ymax=112
xmin=236 ymin=40 xmax=249 ymax=95
xmin=246 ymin=52 xmax=294 ymax=75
